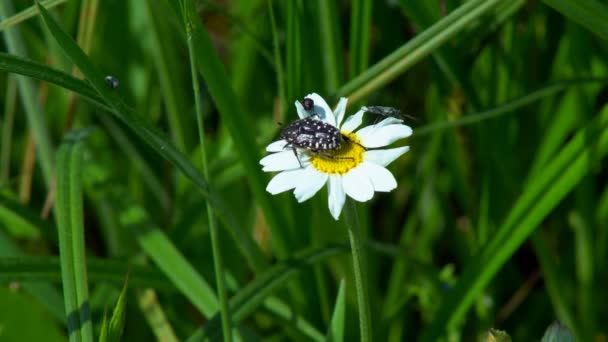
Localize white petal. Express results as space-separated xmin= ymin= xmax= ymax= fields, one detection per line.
xmin=266 ymin=140 xmax=288 ymax=152
xmin=327 ymin=175 xmax=346 ymax=220
xmin=295 ymin=100 xmax=309 ymax=119
xmin=305 ymin=93 xmax=336 ymax=126
xmin=340 ymin=108 xmax=366 ymax=133
xmin=359 ymin=162 xmax=397 ymax=192
xmin=261 ymin=151 xmax=305 ymax=171
xmin=342 ymin=166 xmax=374 ymax=202
xmin=293 ymin=167 xmax=328 ymax=202
xmin=364 ymin=146 xmax=410 ymax=167
xmin=334 ymin=97 xmax=348 ymax=128
xmin=266 ymin=169 xmax=305 ymax=194
xmin=358 ymin=124 xmax=412 ymax=148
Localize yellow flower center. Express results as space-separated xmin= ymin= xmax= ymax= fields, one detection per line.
xmin=310 ymin=132 xmax=365 ymax=175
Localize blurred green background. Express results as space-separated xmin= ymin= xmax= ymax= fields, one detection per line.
xmin=1 ymin=0 xmax=607 ymax=341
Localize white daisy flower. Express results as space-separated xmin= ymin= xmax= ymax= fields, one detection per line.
xmin=261 ymin=93 xmax=412 ymax=220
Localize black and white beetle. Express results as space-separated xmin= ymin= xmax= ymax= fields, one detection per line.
xmin=280 ymin=117 xmax=344 ymax=167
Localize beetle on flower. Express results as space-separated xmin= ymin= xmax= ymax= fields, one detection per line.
xmin=260 ymin=93 xmax=412 ymax=220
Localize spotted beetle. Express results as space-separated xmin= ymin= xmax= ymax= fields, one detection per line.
xmin=281 ymin=117 xmax=344 ymax=167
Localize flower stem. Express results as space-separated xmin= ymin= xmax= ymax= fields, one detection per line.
xmin=344 ymin=199 xmax=372 ymax=341
xmin=184 ymin=7 xmax=232 ymax=341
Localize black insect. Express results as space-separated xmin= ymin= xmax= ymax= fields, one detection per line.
xmin=365 ymin=106 xmax=403 ymax=119
xmin=302 ymin=97 xmax=315 ymax=112
xmin=280 ymin=117 xmax=344 ymax=167
xmin=105 ymin=75 xmax=119 ymax=89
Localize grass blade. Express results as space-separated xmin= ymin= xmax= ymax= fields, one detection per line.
xmin=180 ymin=0 xmax=293 ymax=258
xmin=183 ymin=1 xmax=232 ymax=338
xmin=1 ymin=1 xmax=55 ymax=186
xmin=336 ymin=0 xmax=504 ymax=103
xmin=325 ymin=280 xmax=346 ymax=342
xmin=55 ymin=133 xmax=93 ymax=342
xmin=543 ymin=0 xmax=608 ymax=40
xmin=0 ymin=52 xmax=106 ymax=108
xmin=0 ymin=0 xmax=67 ymax=32
xmin=348 ymin=0 xmax=372 ymax=78
xmin=119 ymin=203 xmax=218 ymax=317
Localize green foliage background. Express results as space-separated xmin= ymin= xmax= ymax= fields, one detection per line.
xmin=1 ymin=0 xmax=608 ymax=341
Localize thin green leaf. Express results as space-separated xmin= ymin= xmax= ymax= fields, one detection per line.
xmin=415 ymin=79 xmax=608 ymax=136
xmin=56 ymin=132 xmax=93 ymax=342
xmin=0 ymin=256 xmax=172 ymax=289
xmin=108 ymin=277 xmax=128 ymax=342
xmin=349 ymin=0 xmax=372 ymax=78
xmin=316 ymin=0 xmax=343 ymax=93
xmin=119 ymin=203 xmax=218 ymax=317
xmin=336 ymin=0 xmax=504 ymax=103
xmin=0 ymin=52 xmax=106 ymax=109
xmin=0 ymin=0 xmax=67 ymax=32
xmin=0 ymin=1 xmax=55 ymax=186
xmin=543 ymin=0 xmax=608 ymax=41
xmin=181 ymin=0 xmax=293 ymax=258
xmin=325 ymin=280 xmax=346 ymax=342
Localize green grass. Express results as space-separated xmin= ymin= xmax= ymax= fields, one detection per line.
xmin=1 ymin=0 xmax=608 ymax=341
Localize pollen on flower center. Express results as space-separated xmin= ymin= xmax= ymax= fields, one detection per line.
xmin=311 ymin=132 xmax=365 ymax=174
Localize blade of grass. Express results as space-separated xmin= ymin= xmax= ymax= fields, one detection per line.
xmin=119 ymin=202 xmax=218 ymax=317
xmin=0 ymin=256 xmax=172 ymax=289
xmin=261 ymin=296 xmax=325 ymax=342
xmin=344 ymin=200 xmax=372 ymax=342
xmin=35 ymin=1 xmax=268 ymax=273
xmin=268 ymin=0 xmax=286 ymax=117
xmin=1 ymin=1 xmax=55 ymax=186
xmin=141 ymin=1 xmax=187 ymax=153
xmin=542 ymin=0 xmax=608 ymax=41
xmin=531 ymin=233 xmax=580 ymax=338
xmin=1 ymin=76 xmax=17 ymax=183
xmin=0 ymin=52 xmax=106 ymax=109
xmin=316 ymin=0 xmax=343 ymax=93
xmin=184 ymin=1 xmax=232 ymax=339
xmin=325 ymin=280 xmax=346 ymax=342
xmin=348 ymin=0 xmax=372 ymax=78
xmin=179 ymin=0 xmax=293 ymax=259
xmin=136 ymin=289 xmax=179 ymax=342
xmin=55 ymin=133 xmax=93 ymax=342
xmin=415 ymin=78 xmax=608 ymax=136
xmin=0 ymin=230 xmax=66 ymax=323
xmin=0 ymin=0 xmax=67 ymax=31
xmin=421 ymin=106 xmax=608 ymax=341
xmin=336 ymin=0 xmax=504 ymax=103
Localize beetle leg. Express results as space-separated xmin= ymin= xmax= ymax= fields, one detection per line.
xmin=292 ymin=146 xmax=304 ymax=168
xmin=342 ymin=135 xmax=367 ymax=150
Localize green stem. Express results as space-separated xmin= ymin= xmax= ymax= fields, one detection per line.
xmin=344 ymin=199 xmax=372 ymax=341
xmin=184 ymin=9 xmax=232 ymax=342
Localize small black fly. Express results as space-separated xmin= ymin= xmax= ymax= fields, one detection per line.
xmin=302 ymin=97 xmax=315 ymax=112
xmin=281 ymin=117 xmax=344 ymax=167
xmin=105 ymin=75 xmax=119 ymax=89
